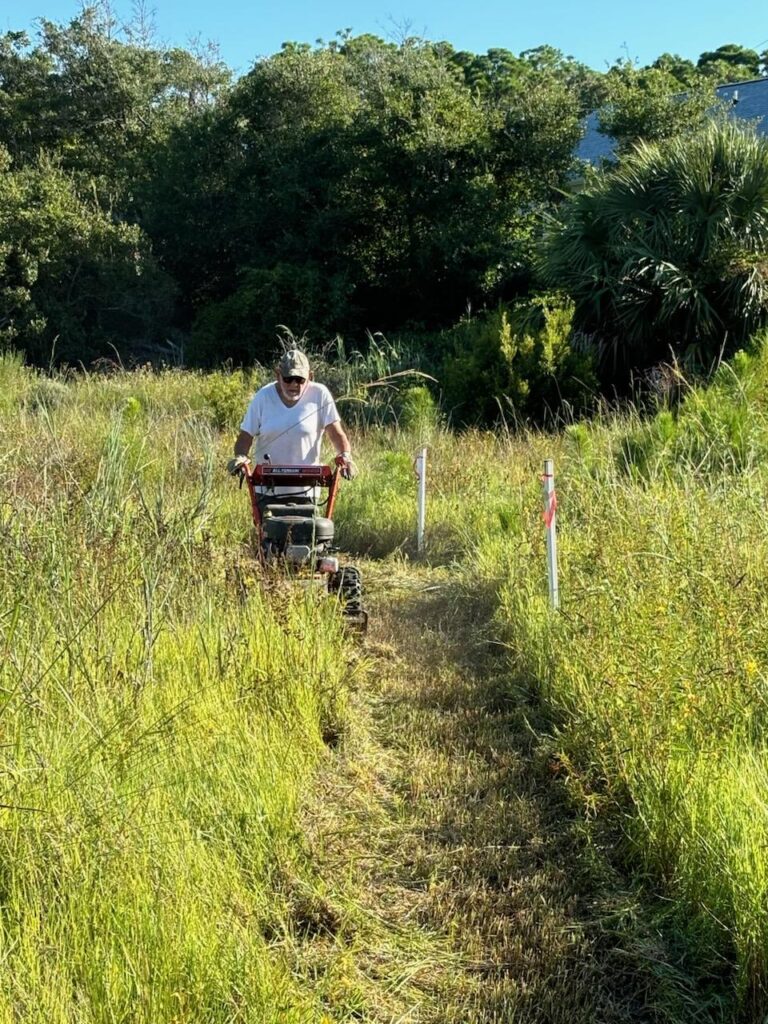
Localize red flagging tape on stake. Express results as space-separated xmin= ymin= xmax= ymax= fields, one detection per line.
xmin=541 ymin=473 xmax=557 ymax=528
xmin=543 ymin=490 xmax=557 ymax=528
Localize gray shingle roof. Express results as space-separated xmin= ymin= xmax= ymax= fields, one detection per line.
xmin=575 ymin=77 xmax=768 ymax=165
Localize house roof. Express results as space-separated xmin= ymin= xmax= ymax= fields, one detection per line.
xmin=575 ymin=76 xmax=768 ymax=165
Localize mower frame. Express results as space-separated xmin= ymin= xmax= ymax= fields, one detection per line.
xmin=237 ymin=457 xmax=367 ymax=629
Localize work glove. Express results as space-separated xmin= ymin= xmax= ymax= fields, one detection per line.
xmin=336 ymin=452 xmax=358 ymax=481
xmin=227 ymin=455 xmax=249 ymax=477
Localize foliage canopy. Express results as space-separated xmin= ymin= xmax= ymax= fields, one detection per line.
xmin=2 ymin=8 xmax=768 ymax=408
xmin=542 ymin=121 xmax=768 ymax=382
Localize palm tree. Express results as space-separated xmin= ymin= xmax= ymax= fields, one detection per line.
xmin=542 ymin=121 xmax=768 ymax=382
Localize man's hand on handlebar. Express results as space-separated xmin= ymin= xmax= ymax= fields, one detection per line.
xmin=336 ymin=452 xmax=358 ymax=481
xmin=227 ymin=455 xmax=249 ymax=477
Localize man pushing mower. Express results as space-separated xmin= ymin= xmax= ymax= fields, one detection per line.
xmin=227 ymin=348 xmax=357 ymax=484
xmin=226 ymin=348 xmax=366 ymax=627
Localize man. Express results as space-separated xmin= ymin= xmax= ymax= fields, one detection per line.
xmin=227 ymin=348 xmax=356 ymax=485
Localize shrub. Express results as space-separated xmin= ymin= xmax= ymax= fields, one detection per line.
xmin=201 ymin=369 xmax=260 ymax=430
xmin=441 ymin=295 xmax=596 ymax=425
xmin=543 ymin=121 xmax=768 ymax=384
xmin=395 ymin=385 xmax=441 ymax=434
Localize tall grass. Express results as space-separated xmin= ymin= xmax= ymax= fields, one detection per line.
xmin=450 ymin=344 xmax=768 ymax=1010
xmin=0 ymin=354 xmax=351 ymax=1021
xmin=300 ymin=332 xmax=438 ymax=429
xmin=7 ymin=342 xmax=768 ymax=1016
xmin=338 ymin=336 xmax=768 ymax=1009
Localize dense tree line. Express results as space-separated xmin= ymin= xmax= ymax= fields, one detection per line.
xmin=2 ymin=8 xmax=768 ymax=416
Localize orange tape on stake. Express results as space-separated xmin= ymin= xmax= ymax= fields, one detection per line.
xmin=543 ymin=489 xmax=557 ymax=528
xmin=541 ymin=461 xmax=560 ymax=609
xmin=541 ymin=472 xmax=557 ymax=528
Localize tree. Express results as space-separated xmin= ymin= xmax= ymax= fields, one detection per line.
xmin=181 ymin=35 xmax=550 ymax=361
xmin=597 ymin=62 xmax=715 ymax=154
xmin=650 ymin=53 xmax=697 ymax=86
xmin=697 ymin=44 xmax=761 ymax=83
xmin=450 ymin=43 xmax=601 ymax=115
xmin=541 ymin=122 xmax=768 ymax=382
xmin=0 ymin=147 xmax=173 ymax=364
xmin=0 ymin=9 xmax=230 ymax=201
xmin=184 ymin=38 xmax=367 ymax=360
xmin=520 ymin=45 xmax=605 ymax=113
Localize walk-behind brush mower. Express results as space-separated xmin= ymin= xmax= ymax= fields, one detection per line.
xmin=233 ymin=456 xmax=367 ymax=629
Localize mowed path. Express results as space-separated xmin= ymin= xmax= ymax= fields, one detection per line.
xmin=299 ymin=564 xmax=702 ymax=1023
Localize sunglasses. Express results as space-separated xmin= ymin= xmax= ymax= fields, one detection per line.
xmin=281 ymin=375 xmax=306 ymax=385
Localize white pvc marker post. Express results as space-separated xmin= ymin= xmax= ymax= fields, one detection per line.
xmin=415 ymin=447 xmax=427 ymax=555
xmin=542 ymin=458 xmax=560 ymax=610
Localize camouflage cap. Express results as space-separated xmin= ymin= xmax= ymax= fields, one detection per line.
xmin=278 ymin=349 xmax=310 ymax=379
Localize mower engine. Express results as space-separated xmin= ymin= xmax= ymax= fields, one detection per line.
xmin=238 ymin=460 xmax=367 ymax=628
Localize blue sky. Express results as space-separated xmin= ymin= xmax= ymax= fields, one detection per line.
xmin=6 ymin=0 xmax=768 ymax=77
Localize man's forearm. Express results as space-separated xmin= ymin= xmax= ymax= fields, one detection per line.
xmin=334 ymin=433 xmax=352 ymax=455
xmin=234 ymin=430 xmax=253 ymax=457
xmin=325 ymin=421 xmax=351 ymax=455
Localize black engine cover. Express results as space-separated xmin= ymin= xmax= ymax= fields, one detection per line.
xmin=262 ymin=515 xmax=335 ymax=546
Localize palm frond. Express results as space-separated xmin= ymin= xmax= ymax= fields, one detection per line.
xmin=540 ymin=120 xmax=768 ymax=372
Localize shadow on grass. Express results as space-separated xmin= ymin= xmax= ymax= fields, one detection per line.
xmin=359 ymin=576 xmax=733 ymax=1024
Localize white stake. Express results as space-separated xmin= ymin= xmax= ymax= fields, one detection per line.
xmin=415 ymin=447 xmax=427 ymax=555
xmin=542 ymin=458 xmax=560 ymax=609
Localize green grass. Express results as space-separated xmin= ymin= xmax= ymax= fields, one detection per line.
xmin=5 ymin=343 xmax=768 ymax=1017
xmin=338 ymin=339 xmax=768 ymax=1012
xmin=0 ymin=355 xmax=352 ymax=1021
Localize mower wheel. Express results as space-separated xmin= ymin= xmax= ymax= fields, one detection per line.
xmin=331 ymin=565 xmax=361 ymax=598
xmin=330 ymin=566 xmax=367 ymax=628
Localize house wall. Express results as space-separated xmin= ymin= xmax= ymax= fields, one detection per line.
xmin=575 ymin=77 xmax=768 ymax=165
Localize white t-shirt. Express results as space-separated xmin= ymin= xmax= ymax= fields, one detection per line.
xmin=240 ymin=381 xmax=340 ymax=485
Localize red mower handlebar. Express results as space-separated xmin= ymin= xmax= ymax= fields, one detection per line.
xmin=239 ymin=461 xmax=342 ymax=526
xmin=245 ymin=462 xmax=338 ymax=488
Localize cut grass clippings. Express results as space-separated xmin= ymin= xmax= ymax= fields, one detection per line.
xmin=297 ymin=564 xmax=727 ymax=1022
